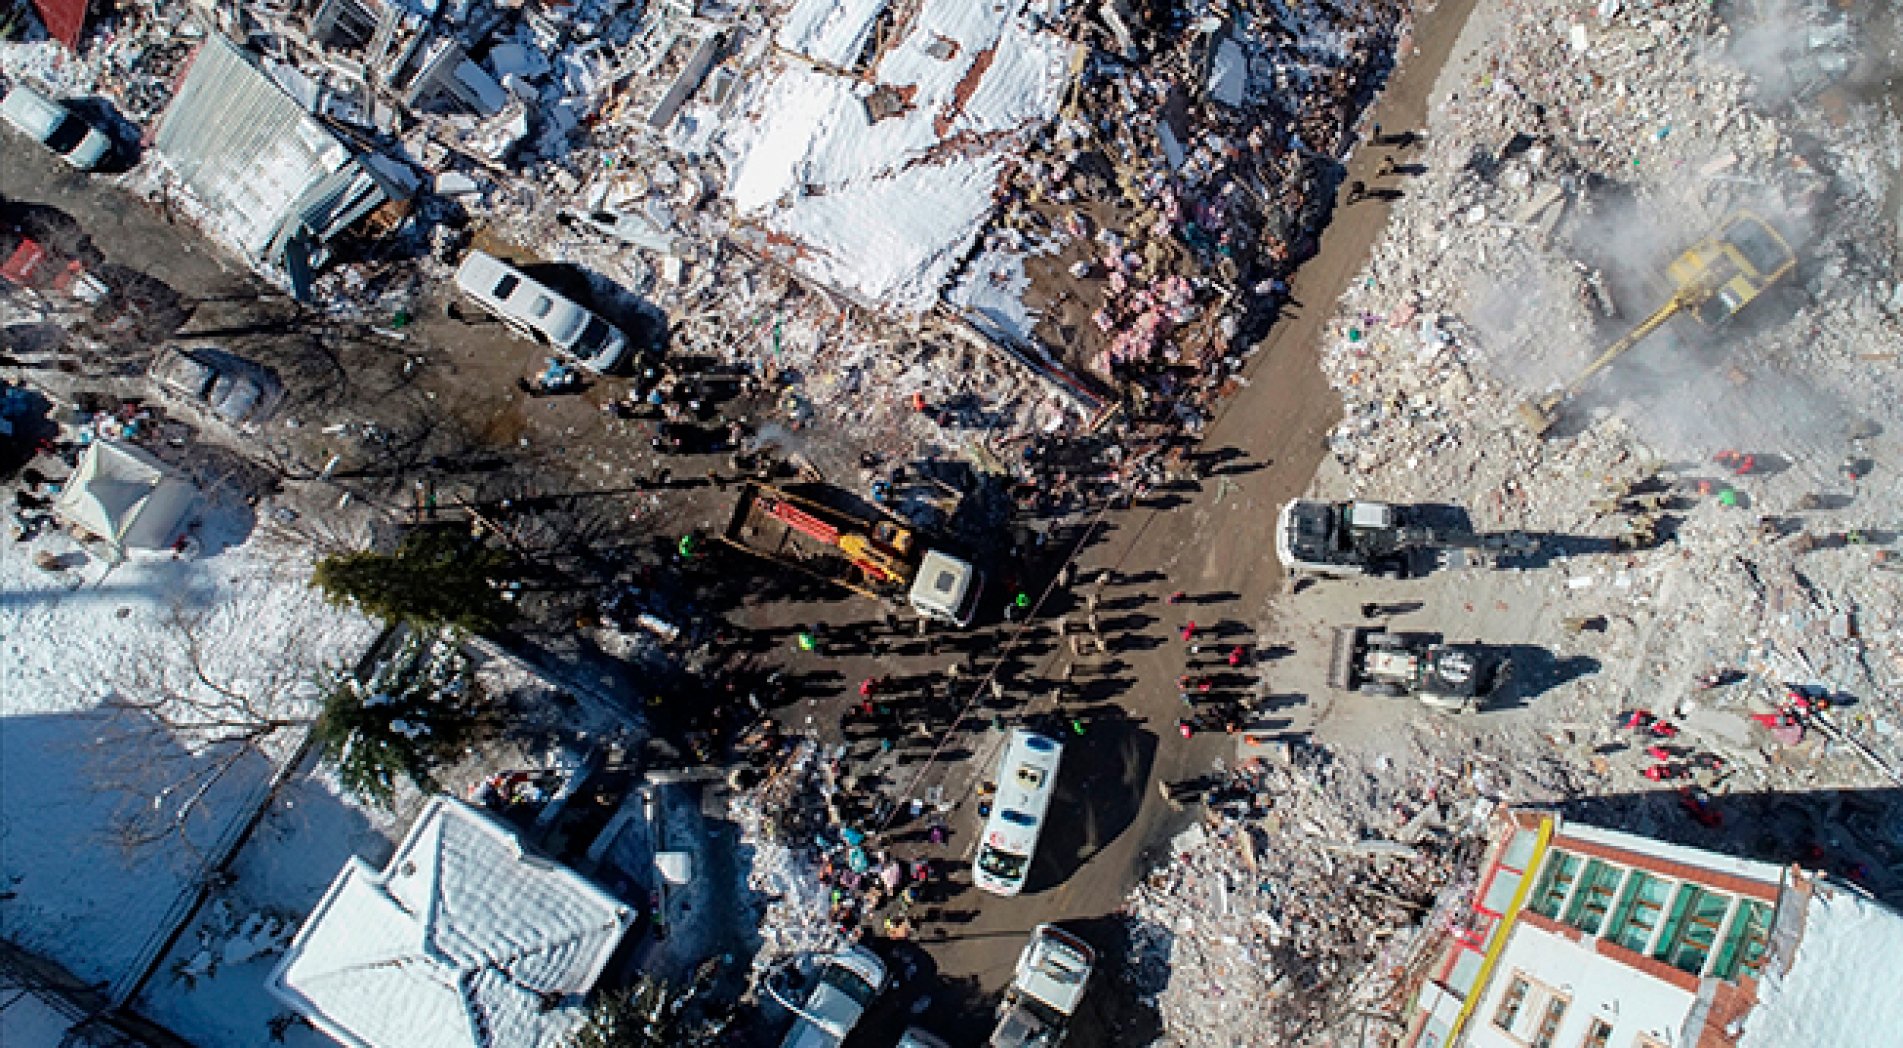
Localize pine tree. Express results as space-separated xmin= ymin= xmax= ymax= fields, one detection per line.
xmin=563 ymin=973 xmax=726 ymax=1048
xmin=569 ymin=978 xmax=676 ymax=1048
xmin=313 ymin=631 xmax=486 ymax=809
xmin=311 ymin=525 xmax=515 ymax=632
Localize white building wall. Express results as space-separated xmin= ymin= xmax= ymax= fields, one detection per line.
xmin=1464 ymin=922 xmax=1696 ymax=1048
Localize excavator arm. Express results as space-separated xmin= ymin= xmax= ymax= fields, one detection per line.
xmin=1517 ymin=291 xmax=1687 ymax=434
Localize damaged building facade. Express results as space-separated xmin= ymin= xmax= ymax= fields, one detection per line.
xmin=1407 ymin=809 xmax=1903 ymax=1048
xmin=154 ymin=32 xmax=413 ymax=299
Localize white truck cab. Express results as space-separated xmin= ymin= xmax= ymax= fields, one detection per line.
xmin=990 ymin=924 xmax=1095 ymax=1047
xmin=908 ymin=549 xmax=983 ymax=626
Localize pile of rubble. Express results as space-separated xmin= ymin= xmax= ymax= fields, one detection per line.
xmin=1312 ymin=0 xmax=1903 ymax=772
xmin=1121 ymin=738 xmax=1565 ymax=1046
xmin=991 ymin=0 xmax=1412 ymax=383
xmin=728 ymin=737 xmax=845 ymax=968
xmin=1125 ymin=4 xmax=1903 ymax=1042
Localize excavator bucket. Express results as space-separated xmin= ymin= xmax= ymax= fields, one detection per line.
xmin=1517 ymin=397 xmax=1558 ymax=435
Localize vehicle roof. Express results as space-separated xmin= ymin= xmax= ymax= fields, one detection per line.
xmin=2 ymin=83 xmax=71 ymax=139
xmin=151 ymin=348 xmax=217 ymax=396
xmin=911 ymin=549 xmax=974 ymax=602
xmin=780 ymin=947 xmax=886 ymax=1048
xmin=984 ymin=731 xmax=1062 ymax=854
xmin=453 ymin=249 xmax=512 ymax=291
xmin=1013 ymin=924 xmax=1095 ymax=1014
xmin=455 ymin=250 xmax=591 ymax=344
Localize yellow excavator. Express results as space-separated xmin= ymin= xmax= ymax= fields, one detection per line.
xmin=1518 ymin=212 xmax=1797 ymax=435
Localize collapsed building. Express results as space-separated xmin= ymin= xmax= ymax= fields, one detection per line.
xmin=153 ymin=32 xmax=415 ymax=299
xmin=13 ymin=0 xmax=1414 ymax=422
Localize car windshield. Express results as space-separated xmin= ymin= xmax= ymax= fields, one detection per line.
xmin=573 ymin=316 xmax=613 ymax=354
xmin=492 ymin=274 xmax=519 ymax=299
xmin=977 ymin=845 xmax=1028 ymax=881
xmin=44 ymin=113 xmax=87 ymax=154
xmin=209 ymin=375 xmax=261 ymax=421
xmin=817 ymin=962 xmax=878 ymax=1008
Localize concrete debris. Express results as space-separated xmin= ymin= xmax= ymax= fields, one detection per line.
xmin=729 ymin=737 xmax=847 ymax=967
xmin=1122 ymin=743 xmax=1502 ymax=1046
xmin=1311 ymin=0 xmax=1903 ymax=779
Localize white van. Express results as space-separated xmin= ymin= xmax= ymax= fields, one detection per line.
xmin=1 ymin=84 xmax=112 ymax=171
xmin=453 ymin=250 xmax=631 ymax=373
xmin=974 ymin=730 xmax=1064 ymax=896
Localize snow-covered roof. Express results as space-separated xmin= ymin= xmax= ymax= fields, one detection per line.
xmin=51 ymin=438 xmax=196 ymax=550
xmin=1738 ymin=881 xmax=1903 ymax=1048
xmin=267 ymin=796 xmax=634 ymax=1048
xmin=721 ymin=0 xmax=1069 ymax=310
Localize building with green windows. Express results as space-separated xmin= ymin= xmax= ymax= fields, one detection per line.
xmin=1402 ymin=808 xmax=1903 ymax=1048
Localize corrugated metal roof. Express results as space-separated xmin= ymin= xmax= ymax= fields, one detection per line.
xmin=30 ymin=0 xmax=89 ymax=50
xmin=154 ymin=34 xmax=385 ymax=268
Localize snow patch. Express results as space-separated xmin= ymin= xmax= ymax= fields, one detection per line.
xmin=1739 ymin=882 xmax=1903 ymax=1048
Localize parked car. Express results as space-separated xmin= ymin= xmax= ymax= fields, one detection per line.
xmin=1 ymin=84 xmax=112 ymax=171
xmin=453 ymin=250 xmax=631 ymax=373
xmin=148 ymin=346 xmax=282 ymax=427
xmin=779 ymin=945 xmax=887 ymax=1048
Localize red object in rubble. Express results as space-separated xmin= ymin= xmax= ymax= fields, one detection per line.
xmin=30 ymin=0 xmax=89 ymax=50
xmin=0 ymin=238 xmax=49 ymax=287
xmin=1650 ymin=720 xmax=1679 ymax=738
xmin=1680 ymin=788 xmax=1724 ymax=827
xmin=1621 ymin=709 xmax=1654 ymax=730
xmin=1643 ymin=764 xmax=1670 ymax=781
xmin=1646 ymin=744 xmax=1673 ymax=761
xmin=764 ymin=497 xmax=841 ymax=544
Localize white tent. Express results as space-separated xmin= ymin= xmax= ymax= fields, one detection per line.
xmin=52 ymin=439 xmax=197 ymax=551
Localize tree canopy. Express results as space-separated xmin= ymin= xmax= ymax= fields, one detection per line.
xmin=311 ymin=525 xmax=515 ymax=632
xmin=313 ymin=631 xmax=486 ymax=809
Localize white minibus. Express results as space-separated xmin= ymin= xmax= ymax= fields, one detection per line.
xmin=973 ymin=730 xmax=1064 ymax=896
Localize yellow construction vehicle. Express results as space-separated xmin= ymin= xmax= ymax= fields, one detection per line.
xmin=1519 ymin=212 xmax=1796 ymax=435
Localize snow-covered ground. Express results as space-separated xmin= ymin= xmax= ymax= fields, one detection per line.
xmin=0 ymin=500 xmax=381 ymax=1044
xmin=135 ymin=767 xmax=398 ymax=1048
